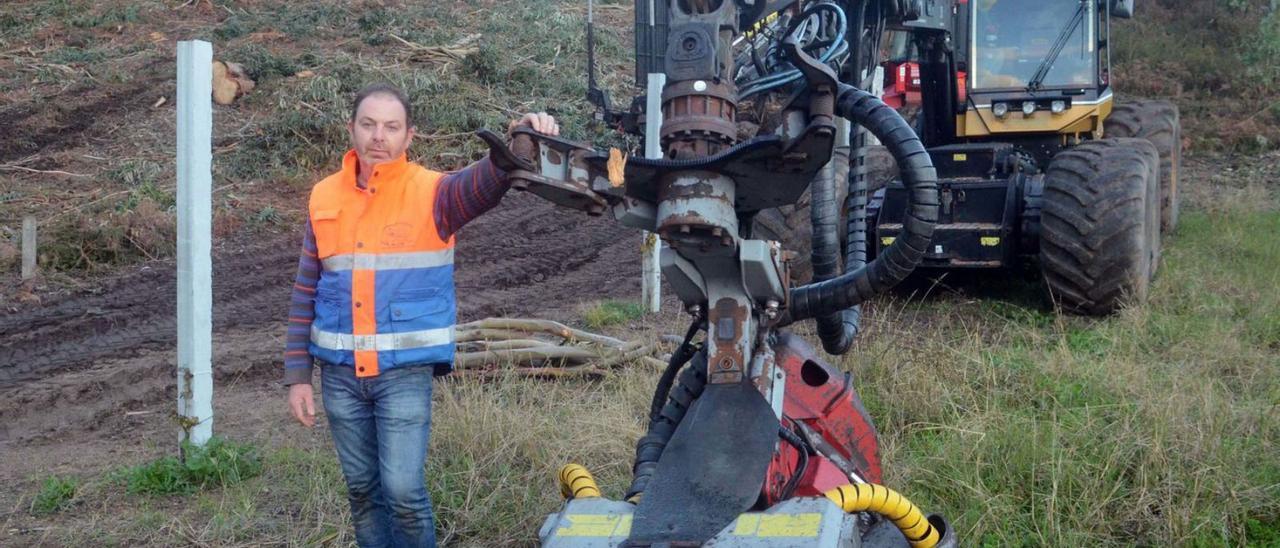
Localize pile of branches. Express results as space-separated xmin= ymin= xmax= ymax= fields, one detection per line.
xmin=454 ymin=318 xmax=666 ymax=380
xmin=391 ymin=33 xmax=480 ymax=67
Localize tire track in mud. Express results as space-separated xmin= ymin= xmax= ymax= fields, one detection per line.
xmin=455 ymin=193 xmax=641 ymax=317
xmin=0 ymin=239 xmax=300 ymax=386
xmin=0 ymin=193 xmax=640 ymax=440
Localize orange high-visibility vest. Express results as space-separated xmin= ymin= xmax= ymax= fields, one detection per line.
xmin=308 ymin=150 xmax=456 ymax=377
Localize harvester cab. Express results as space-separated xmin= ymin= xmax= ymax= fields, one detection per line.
xmin=472 ymin=0 xmax=963 ymax=546
xmin=869 ymin=0 xmax=1182 ymax=314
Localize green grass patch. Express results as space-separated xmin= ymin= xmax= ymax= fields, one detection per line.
xmin=582 ymin=300 xmax=646 ymax=330
xmin=30 ymin=475 xmax=78 ymax=515
xmin=862 ymin=208 xmax=1280 ymax=545
xmin=69 ymin=4 xmax=141 ymax=29
xmin=45 ymin=46 xmax=107 ymax=65
xmin=123 ymin=438 xmax=262 ymax=496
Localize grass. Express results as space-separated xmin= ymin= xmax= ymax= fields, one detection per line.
xmin=122 ymin=438 xmax=263 ymax=496
xmin=855 ymin=201 xmax=1280 ymax=545
xmin=582 ymin=300 xmax=647 ymax=330
xmin=210 ymin=0 xmax=625 ymax=190
xmin=1114 ymin=0 xmax=1280 ymax=153
xmin=30 ymin=476 xmax=79 ymax=515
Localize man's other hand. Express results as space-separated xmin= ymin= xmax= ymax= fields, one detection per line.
xmin=288 ymin=383 xmax=316 ymax=427
xmin=510 ymin=112 xmax=560 ymax=136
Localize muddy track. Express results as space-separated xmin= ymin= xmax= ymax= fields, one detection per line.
xmin=0 ymin=78 xmax=169 ymax=164
xmin=0 ymin=192 xmax=639 ymax=440
xmin=0 ymin=238 xmax=299 ymax=386
xmin=455 ymin=192 xmax=640 ymax=316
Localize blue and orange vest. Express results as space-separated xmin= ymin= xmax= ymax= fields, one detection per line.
xmin=308 ymin=150 xmax=456 ymax=377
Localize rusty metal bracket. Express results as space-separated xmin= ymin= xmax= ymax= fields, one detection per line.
xmin=583 ymin=128 xmax=835 ymax=214
xmin=780 ymin=34 xmax=839 ymax=126
xmin=476 ymin=128 xmax=611 ymax=215
xmin=575 ymin=37 xmax=843 ymax=215
xmin=473 ymin=28 xmax=843 ymax=218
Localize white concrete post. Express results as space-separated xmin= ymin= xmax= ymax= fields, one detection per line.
xmin=176 ymin=40 xmax=214 ymax=447
xmin=642 ymin=72 xmax=667 ymax=314
xmin=21 ymin=216 xmax=36 ymax=280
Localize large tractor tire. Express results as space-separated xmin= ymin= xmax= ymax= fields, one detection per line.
xmin=1104 ymin=100 xmax=1182 ymax=233
xmin=1040 ymin=138 xmax=1161 ymax=315
xmin=753 ymin=145 xmax=896 ymax=284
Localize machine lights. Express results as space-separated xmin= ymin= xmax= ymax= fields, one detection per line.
xmin=992 ymin=102 xmax=1009 ymax=118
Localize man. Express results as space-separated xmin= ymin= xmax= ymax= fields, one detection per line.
xmin=283 ymin=82 xmax=558 ymax=547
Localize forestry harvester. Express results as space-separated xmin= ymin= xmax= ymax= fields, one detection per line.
xmin=476 ymin=0 xmax=963 ymax=545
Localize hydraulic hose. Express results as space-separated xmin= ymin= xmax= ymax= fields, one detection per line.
xmin=824 ymin=483 xmax=940 ymax=548
xmin=809 ymin=139 xmax=857 ymax=355
xmin=647 ymin=317 xmax=704 ymax=424
xmin=625 ymin=351 xmax=708 ymax=503
xmin=811 ymin=121 xmax=875 ymax=355
xmin=558 ymin=464 xmax=602 ymax=499
xmin=738 ymin=2 xmax=849 ymax=99
xmin=783 ymin=85 xmax=938 ymax=323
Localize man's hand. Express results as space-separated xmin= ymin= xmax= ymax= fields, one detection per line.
xmin=288 ymin=383 xmax=316 ymax=427
xmin=510 ymin=112 xmax=560 ymax=136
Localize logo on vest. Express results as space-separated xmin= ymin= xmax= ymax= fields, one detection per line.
xmin=381 ymin=223 xmax=414 ymax=248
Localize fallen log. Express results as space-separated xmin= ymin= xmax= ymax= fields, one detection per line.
xmin=457 ymin=318 xmax=627 ymax=347
xmin=451 ymin=317 xmax=668 ymax=376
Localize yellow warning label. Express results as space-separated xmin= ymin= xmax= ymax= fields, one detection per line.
xmin=733 ymin=513 xmax=822 ymax=537
xmin=881 ymin=237 xmax=896 ymax=246
xmin=555 ymin=514 xmax=632 ymax=537
xmin=953 ymin=153 xmax=968 ymax=161
xmin=980 ymin=236 xmax=1000 ymax=247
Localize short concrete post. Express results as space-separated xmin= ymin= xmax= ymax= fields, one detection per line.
xmin=21 ymin=216 xmax=36 ymax=280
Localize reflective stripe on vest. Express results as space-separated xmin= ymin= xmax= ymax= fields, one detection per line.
xmin=321 ymin=249 xmax=455 ymax=272
xmin=310 ymin=324 xmax=454 ymax=352
xmin=307 ymin=151 xmax=457 ymax=378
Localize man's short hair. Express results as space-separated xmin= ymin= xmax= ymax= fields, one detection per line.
xmin=350 ymin=83 xmax=414 ymax=127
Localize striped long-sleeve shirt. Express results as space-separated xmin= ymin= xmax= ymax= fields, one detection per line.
xmin=283 ymin=157 xmax=508 ymax=385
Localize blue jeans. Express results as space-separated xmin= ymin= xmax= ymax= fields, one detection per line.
xmin=321 ymin=363 xmax=436 ymax=548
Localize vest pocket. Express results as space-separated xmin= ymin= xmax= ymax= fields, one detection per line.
xmin=310 ymin=209 xmax=341 ymax=259
xmin=389 ymin=296 xmax=452 ymax=364
xmin=389 ymin=296 xmax=449 ymax=325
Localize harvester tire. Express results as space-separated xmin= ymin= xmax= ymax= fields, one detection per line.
xmin=753 ymin=145 xmax=896 ymax=284
xmin=1040 ymin=138 xmax=1161 ymax=315
xmin=1104 ymin=100 xmax=1182 ymax=233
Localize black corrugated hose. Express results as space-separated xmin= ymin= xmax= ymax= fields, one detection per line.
xmin=647 ymin=317 xmax=704 ymax=424
xmin=783 ymin=85 xmax=939 ymax=324
xmin=808 ymin=136 xmax=860 ymax=355
xmin=625 ymin=350 xmax=708 ymax=502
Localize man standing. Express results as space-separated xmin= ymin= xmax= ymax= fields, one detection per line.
xmin=283 ymin=82 xmax=558 ymax=547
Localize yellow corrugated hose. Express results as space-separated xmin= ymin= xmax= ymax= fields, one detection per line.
xmin=558 ymin=464 xmax=602 ymax=500
xmin=824 ymin=483 xmax=940 ymax=548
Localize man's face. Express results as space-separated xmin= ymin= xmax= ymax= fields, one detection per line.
xmin=348 ymin=93 xmax=414 ymax=165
